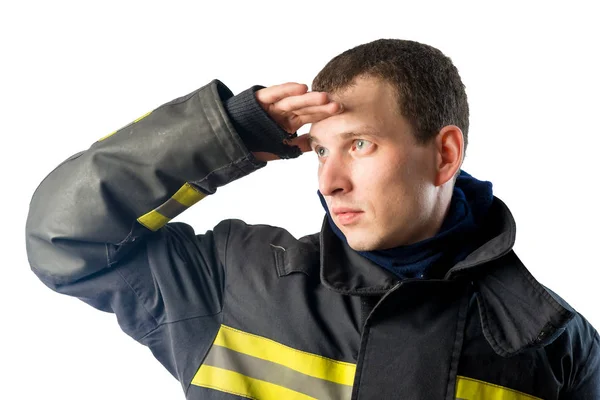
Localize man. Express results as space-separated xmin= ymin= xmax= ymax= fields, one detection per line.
xmin=26 ymin=39 xmax=598 ymax=399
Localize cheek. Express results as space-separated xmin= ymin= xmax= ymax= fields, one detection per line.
xmin=354 ymin=163 xmax=406 ymax=210
xmin=356 ymin=156 xmax=404 ymax=188
xmin=370 ymin=163 xmax=422 ymax=207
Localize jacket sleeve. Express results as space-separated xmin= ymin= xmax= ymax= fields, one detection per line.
xmin=25 ymin=79 xmax=266 ymax=362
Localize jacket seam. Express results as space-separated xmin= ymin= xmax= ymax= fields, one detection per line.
xmin=476 ymin=290 xmax=507 ymax=357
xmin=353 ymin=326 xmax=371 ymax=399
xmin=114 ymin=268 xmax=159 ymax=337
xmin=221 ymin=219 xmax=232 ymax=318
xmin=139 ymin=311 xmax=223 ymax=342
xmin=183 ymin=220 xmax=231 ymax=396
xmin=191 ymin=383 xmax=258 ymax=400
xmin=562 ymin=328 xmax=599 ymax=394
xmin=190 ymin=155 xmax=255 ymax=187
xmin=104 ymin=242 xmax=111 ymax=269
xmin=187 ymin=83 xmax=255 ymax=190
xmin=197 ymin=80 xmax=251 ymax=172
xmin=444 ymin=284 xmax=470 ymax=399
xmin=183 ymin=321 xmax=223 ymax=398
xmin=322 ymin=282 xmax=395 ymax=296
xmin=108 ymin=236 xmax=226 ymax=340
xmin=211 ymin=81 xmax=253 ymax=159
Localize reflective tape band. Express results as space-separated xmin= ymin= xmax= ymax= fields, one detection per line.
xmin=213 ymin=324 xmax=356 ymax=386
xmin=456 ymin=375 xmax=542 ymax=400
xmin=191 ymin=325 xmax=356 ymax=399
xmin=137 ymin=182 xmax=206 ymax=231
xmin=193 ymin=365 xmax=316 ymax=400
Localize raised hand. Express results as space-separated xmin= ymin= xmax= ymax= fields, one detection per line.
xmin=252 ymin=83 xmax=343 ymax=162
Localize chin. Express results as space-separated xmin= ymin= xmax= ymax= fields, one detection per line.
xmin=345 ymin=235 xmax=379 ymax=252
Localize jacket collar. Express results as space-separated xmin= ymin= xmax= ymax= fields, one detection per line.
xmin=278 ymin=195 xmax=576 ymax=356
xmin=317 ymin=196 xmax=519 ymax=294
xmin=448 ymin=197 xmax=575 ymax=355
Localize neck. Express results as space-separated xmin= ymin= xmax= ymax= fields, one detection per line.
xmin=403 ymin=181 xmax=454 ymax=246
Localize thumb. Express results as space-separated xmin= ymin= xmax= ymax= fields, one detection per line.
xmin=252 ymin=152 xmax=280 ymax=162
xmin=285 ymin=133 xmax=312 ymax=153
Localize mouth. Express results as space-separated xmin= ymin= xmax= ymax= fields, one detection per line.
xmin=332 ymin=208 xmax=364 ymax=225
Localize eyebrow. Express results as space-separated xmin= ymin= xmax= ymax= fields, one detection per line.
xmin=308 ymin=129 xmax=382 ymax=146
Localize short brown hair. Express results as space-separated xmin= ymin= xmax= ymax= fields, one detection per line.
xmin=312 ymin=39 xmax=469 ymax=152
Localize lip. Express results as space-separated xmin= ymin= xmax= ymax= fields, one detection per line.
xmin=332 ymin=207 xmax=364 ymax=225
xmin=332 ymin=207 xmax=362 ymax=214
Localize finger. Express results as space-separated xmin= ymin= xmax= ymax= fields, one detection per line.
xmin=273 ymin=92 xmax=331 ymax=113
xmin=297 ymin=112 xmax=338 ymax=126
xmin=292 ymin=101 xmax=343 ymax=116
xmin=285 ymin=134 xmax=312 ymax=153
xmin=256 ymin=83 xmax=309 ymax=105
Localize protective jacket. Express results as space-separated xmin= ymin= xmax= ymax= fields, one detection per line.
xmin=26 ymin=80 xmax=600 ymax=399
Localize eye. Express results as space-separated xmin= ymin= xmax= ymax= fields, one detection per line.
xmin=315 ymin=146 xmax=329 ymax=158
xmin=353 ymin=139 xmax=373 ymax=152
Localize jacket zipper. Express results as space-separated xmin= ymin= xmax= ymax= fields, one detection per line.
xmin=350 ymin=281 xmax=402 ymax=400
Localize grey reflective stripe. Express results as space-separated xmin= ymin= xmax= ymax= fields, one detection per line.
xmin=203 ymin=345 xmax=353 ymax=400
xmin=155 ymin=197 xmax=188 ymax=219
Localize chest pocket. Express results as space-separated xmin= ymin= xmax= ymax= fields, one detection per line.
xmin=456 ymin=376 xmax=543 ymax=400
xmin=191 ymin=324 xmax=356 ymax=399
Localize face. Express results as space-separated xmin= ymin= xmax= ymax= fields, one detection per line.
xmin=308 ymin=76 xmax=441 ymax=251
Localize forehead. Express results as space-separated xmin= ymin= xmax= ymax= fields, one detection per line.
xmin=332 ymin=76 xmax=398 ymax=113
xmin=309 ymin=77 xmax=408 ymax=142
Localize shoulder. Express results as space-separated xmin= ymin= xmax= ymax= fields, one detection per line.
xmin=544 ymin=285 xmax=598 ymax=344
xmin=542 ymin=286 xmax=600 ymax=390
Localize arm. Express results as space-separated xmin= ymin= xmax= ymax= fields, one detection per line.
xmin=26 ymin=80 xmax=265 ymax=339
xmin=25 ymin=79 xmax=341 ymax=378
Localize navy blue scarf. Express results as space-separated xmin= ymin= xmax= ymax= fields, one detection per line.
xmin=318 ymin=170 xmax=494 ymax=279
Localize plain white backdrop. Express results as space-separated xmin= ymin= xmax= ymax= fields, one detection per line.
xmin=2 ymin=1 xmax=599 ymax=399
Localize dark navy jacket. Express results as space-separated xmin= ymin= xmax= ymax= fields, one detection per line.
xmin=26 ymin=80 xmax=600 ymax=399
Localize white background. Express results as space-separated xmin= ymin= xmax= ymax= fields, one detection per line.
xmin=1 ymin=1 xmax=599 ymax=399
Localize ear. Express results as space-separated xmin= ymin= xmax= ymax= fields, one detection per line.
xmin=434 ymin=125 xmax=464 ymax=186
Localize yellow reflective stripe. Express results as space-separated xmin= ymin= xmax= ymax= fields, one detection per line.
xmin=98 ymin=130 xmax=117 ymax=141
xmin=133 ymin=110 xmax=152 ymax=123
xmin=98 ymin=110 xmax=152 ymax=142
xmin=456 ymin=376 xmax=542 ymax=400
xmin=171 ymin=183 xmax=206 ymax=207
xmin=136 ymin=183 xmax=206 ymax=231
xmin=192 ymin=365 xmax=316 ymax=400
xmin=137 ymin=210 xmax=170 ymax=231
xmin=214 ymin=325 xmax=356 ymax=386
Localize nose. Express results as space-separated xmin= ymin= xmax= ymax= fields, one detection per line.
xmin=318 ymin=154 xmax=352 ymax=196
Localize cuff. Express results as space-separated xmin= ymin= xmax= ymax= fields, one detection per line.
xmin=224 ymin=86 xmax=302 ymax=159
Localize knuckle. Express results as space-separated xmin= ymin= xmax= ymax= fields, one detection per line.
xmin=312 ymin=92 xmax=328 ymax=105
xmin=278 ymin=101 xmax=293 ymax=113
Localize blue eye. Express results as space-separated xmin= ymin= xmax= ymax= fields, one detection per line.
xmin=354 ymin=139 xmax=372 ymax=151
xmin=316 ymin=146 xmax=329 ymax=157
